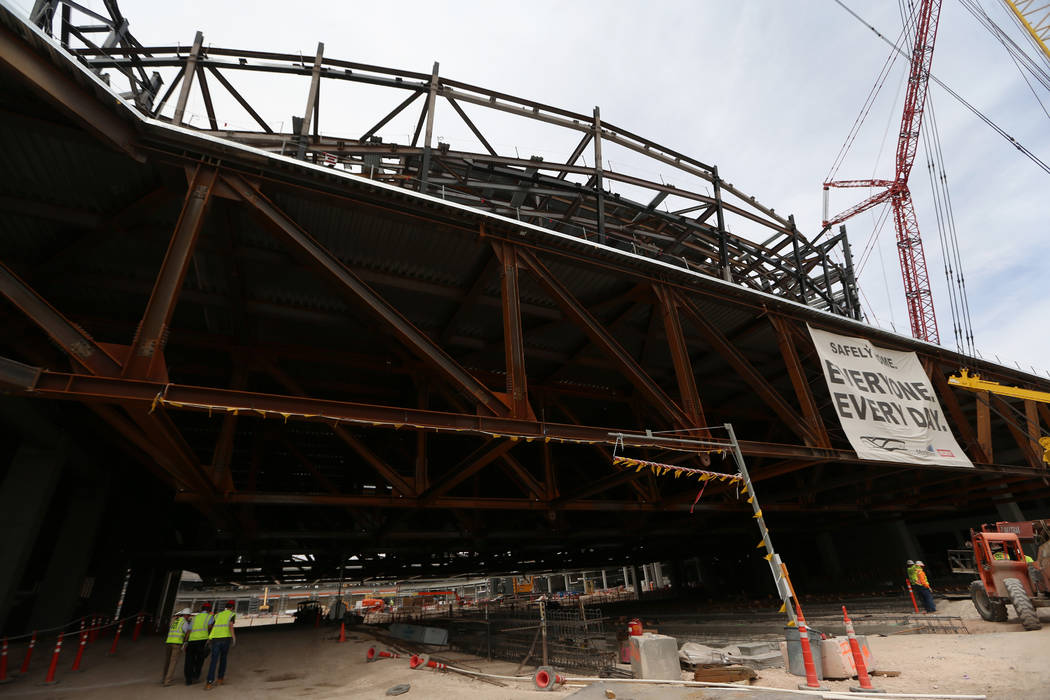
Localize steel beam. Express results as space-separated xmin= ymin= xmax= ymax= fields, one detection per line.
xmin=0 ymin=23 xmax=140 ymax=159
xmin=495 ymin=240 xmax=530 ymax=419
xmin=516 ymin=248 xmax=691 ymax=430
xmin=4 ymin=364 xmax=1045 ymax=477
xmin=420 ymin=440 xmax=517 ymax=501
xmin=206 ymin=65 xmax=273 ymax=133
xmin=295 ymin=42 xmax=324 ymax=159
xmin=174 ymin=491 xmax=955 ymax=513
xmin=419 ymin=61 xmax=439 ymax=188
xmin=924 ymin=359 xmax=988 ymax=463
xmin=675 ymin=292 xmax=818 ymax=446
xmin=172 ymin=30 xmax=203 ymax=125
xmin=0 ymin=261 xmax=122 ymax=376
xmin=124 ymin=165 xmax=218 ymax=379
xmin=653 ymin=284 xmax=707 ymax=431
xmin=221 ymin=172 xmax=510 ymax=417
xmin=770 ymin=315 xmax=831 ymax=448
xmin=992 ymin=395 xmax=1041 ymax=469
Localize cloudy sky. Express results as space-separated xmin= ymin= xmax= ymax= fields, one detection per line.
xmin=19 ymin=0 xmax=1049 ymax=375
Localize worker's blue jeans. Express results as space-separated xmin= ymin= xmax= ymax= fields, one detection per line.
xmin=206 ymin=638 xmax=231 ymax=683
xmin=917 ymin=585 xmax=936 ymax=612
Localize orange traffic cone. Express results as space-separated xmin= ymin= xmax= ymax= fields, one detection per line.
xmin=842 ymin=606 xmax=883 ymax=693
xmin=794 ymin=603 xmax=827 ymax=691
xmin=905 ymin=579 xmax=919 ymax=614
xmin=337 ymin=622 xmax=346 ymax=643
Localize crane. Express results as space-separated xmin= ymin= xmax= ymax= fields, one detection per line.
xmin=823 ymin=0 xmax=943 ymax=344
xmin=1002 ymin=0 xmax=1050 ymax=62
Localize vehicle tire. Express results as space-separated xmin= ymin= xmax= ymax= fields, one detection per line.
xmin=970 ymin=580 xmax=1008 ymax=622
xmin=1004 ymin=577 xmax=1042 ymax=631
xmin=1028 ymin=564 xmax=1046 ymax=594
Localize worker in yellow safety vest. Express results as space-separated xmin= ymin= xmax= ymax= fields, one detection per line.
xmin=162 ymin=608 xmax=192 ymax=687
xmin=908 ymin=560 xmax=936 ymax=613
xmin=183 ymin=602 xmax=213 ymax=685
xmin=204 ymin=599 xmax=237 ymax=690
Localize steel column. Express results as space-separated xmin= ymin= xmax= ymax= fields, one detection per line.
xmin=296 ymin=42 xmax=324 ymax=160
xmin=770 ymin=315 xmax=830 ymax=448
xmin=593 ymin=106 xmax=606 ymax=243
xmin=653 ymin=284 xmax=707 ymax=431
xmin=495 ymin=240 xmax=530 ymax=418
xmin=172 ymin=30 xmax=203 ymax=126
xmin=419 ymin=61 xmax=439 ymax=189
xmin=124 ymin=165 xmax=217 ymax=379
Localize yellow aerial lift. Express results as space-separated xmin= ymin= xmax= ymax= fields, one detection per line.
xmin=948 ymin=370 xmax=1050 ymax=465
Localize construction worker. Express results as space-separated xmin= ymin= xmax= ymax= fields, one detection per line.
xmin=162 ymin=608 xmax=192 ymax=687
xmin=184 ymin=602 xmax=213 ymax=685
xmin=912 ymin=561 xmax=936 ymax=613
xmin=204 ymin=600 xmax=237 ymax=690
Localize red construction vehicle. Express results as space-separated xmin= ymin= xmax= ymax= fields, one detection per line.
xmin=949 ymin=521 xmax=1050 ymax=630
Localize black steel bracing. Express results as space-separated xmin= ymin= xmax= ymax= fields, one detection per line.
xmin=46 ymin=30 xmax=862 ymax=319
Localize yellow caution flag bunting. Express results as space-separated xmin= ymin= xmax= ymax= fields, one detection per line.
xmin=753 ymin=510 xmax=763 ymax=519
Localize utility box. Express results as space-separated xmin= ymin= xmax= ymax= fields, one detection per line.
xmin=629 ymin=633 xmax=681 ymax=680
xmin=781 ymin=627 xmax=823 ymax=679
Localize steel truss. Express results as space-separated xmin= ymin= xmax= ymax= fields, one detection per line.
xmin=2 ymin=2 xmax=1049 ymax=584
xmin=30 ymin=5 xmax=863 ymax=319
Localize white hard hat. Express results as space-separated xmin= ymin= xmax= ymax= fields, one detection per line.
xmin=176 ymin=608 xmax=192 ymax=616
xmin=915 ymin=560 xmax=925 ymax=567
xmin=905 ymin=560 xmax=914 ymax=566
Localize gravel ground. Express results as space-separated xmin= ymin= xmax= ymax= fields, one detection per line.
xmin=1 ymin=598 xmax=1047 ymax=699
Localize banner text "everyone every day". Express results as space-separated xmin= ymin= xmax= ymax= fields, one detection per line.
xmin=823 ymin=343 xmax=946 ymax=431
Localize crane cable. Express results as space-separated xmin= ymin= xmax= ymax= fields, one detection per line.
xmin=893 ymin=0 xmax=978 ymax=358
xmin=958 ymin=0 xmax=1050 ymax=120
xmin=825 ymin=21 xmax=911 ymax=183
xmin=833 ymin=0 xmax=1050 ymax=176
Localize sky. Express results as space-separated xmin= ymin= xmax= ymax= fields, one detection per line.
xmin=15 ymin=0 xmax=1049 ymax=376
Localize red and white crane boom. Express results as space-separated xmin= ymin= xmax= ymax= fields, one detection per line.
xmin=824 ymin=0 xmax=943 ymax=344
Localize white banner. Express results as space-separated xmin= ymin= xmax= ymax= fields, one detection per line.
xmin=808 ymin=326 xmax=973 ymax=467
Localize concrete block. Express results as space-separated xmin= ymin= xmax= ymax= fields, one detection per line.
xmin=736 ymin=641 xmax=776 ymax=656
xmin=818 ymin=636 xmax=878 ymax=679
xmin=820 ymin=637 xmax=855 ymax=680
xmin=629 ymin=633 xmax=681 ymax=680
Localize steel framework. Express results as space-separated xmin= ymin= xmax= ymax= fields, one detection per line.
xmin=28 ymin=0 xmax=864 ymax=319
xmin=2 ymin=1 xmax=1049 ymax=586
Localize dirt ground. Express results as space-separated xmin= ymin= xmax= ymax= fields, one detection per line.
xmin=1 ymin=598 xmax=1048 ymax=699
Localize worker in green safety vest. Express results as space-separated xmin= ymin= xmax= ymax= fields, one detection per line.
xmin=162 ymin=608 xmax=192 ymax=687
xmin=205 ymin=599 xmax=237 ymax=690
xmin=184 ymin=602 xmax=213 ymax=685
